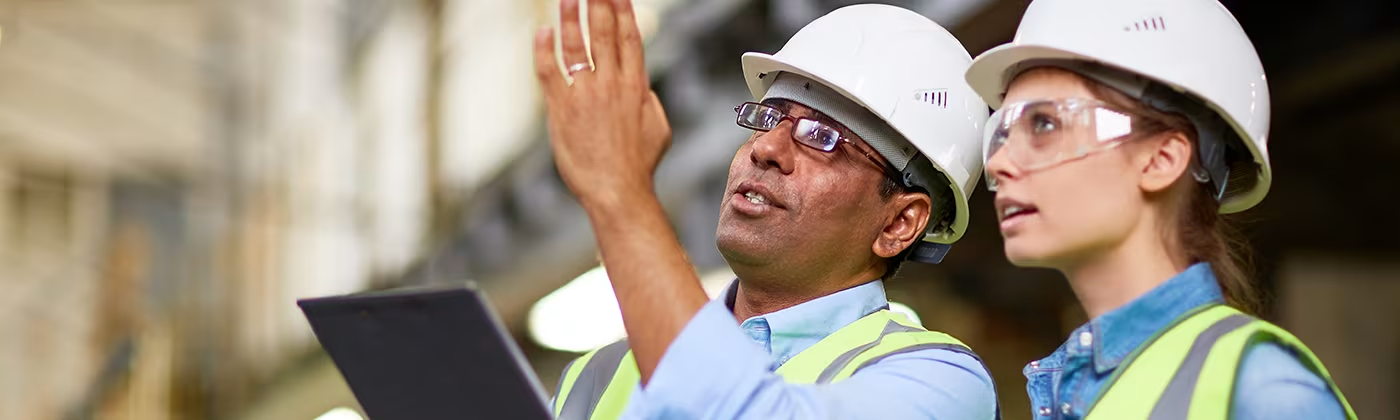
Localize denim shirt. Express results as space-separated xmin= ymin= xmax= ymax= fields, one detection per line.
xmin=1024 ymin=263 xmax=1345 ymax=420
xmin=619 ymin=280 xmax=997 ymax=419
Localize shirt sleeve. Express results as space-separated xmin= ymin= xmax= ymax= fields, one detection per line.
xmin=1230 ymin=342 xmax=1346 ymax=420
xmin=619 ymin=301 xmax=997 ymax=420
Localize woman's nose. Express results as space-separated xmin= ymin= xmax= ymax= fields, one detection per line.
xmin=985 ymin=146 xmax=1019 ymax=188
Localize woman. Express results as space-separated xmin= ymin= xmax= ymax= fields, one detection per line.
xmin=963 ymin=0 xmax=1358 ymax=419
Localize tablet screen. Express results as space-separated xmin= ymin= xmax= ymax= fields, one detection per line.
xmin=300 ymin=285 xmax=552 ymax=420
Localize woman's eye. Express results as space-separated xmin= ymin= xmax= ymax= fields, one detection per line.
xmin=1030 ymin=113 xmax=1059 ymax=134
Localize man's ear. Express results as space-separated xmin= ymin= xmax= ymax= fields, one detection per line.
xmin=1139 ymin=132 xmax=1194 ymax=194
xmin=873 ymin=191 xmax=932 ymax=258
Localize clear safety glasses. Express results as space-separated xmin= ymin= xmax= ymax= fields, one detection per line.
xmin=983 ymin=98 xmax=1160 ymax=191
xmin=734 ymin=101 xmax=903 ymax=183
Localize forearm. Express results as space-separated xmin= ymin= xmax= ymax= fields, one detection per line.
xmin=535 ymin=0 xmax=691 ymax=384
xmin=582 ymin=187 xmax=709 ymax=384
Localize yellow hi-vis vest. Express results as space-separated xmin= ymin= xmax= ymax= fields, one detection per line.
xmin=1086 ymin=304 xmax=1358 ymax=420
xmin=551 ymin=309 xmax=984 ymax=420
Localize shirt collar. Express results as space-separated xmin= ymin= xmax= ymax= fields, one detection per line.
xmin=720 ymin=279 xmax=889 ymax=367
xmin=1076 ymin=263 xmax=1225 ymax=374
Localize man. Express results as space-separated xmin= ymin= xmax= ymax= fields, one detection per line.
xmin=533 ymin=1 xmax=996 ymax=418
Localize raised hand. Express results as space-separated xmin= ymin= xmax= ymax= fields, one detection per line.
xmin=534 ymin=0 xmax=672 ymax=211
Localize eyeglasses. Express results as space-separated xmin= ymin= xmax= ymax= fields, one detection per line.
xmin=734 ymin=101 xmax=904 ymax=184
xmin=983 ymin=98 xmax=1162 ymax=191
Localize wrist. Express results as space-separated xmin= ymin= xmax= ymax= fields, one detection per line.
xmin=578 ymin=179 xmax=659 ymax=220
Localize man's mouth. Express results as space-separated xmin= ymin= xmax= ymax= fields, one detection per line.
xmin=743 ymin=191 xmax=768 ymax=205
xmin=734 ymin=181 xmax=784 ymax=209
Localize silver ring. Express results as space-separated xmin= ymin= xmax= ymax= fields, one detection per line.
xmin=567 ymin=62 xmax=592 ymax=76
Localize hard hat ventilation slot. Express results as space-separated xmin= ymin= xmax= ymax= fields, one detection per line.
xmin=913 ymin=89 xmax=949 ymax=108
xmin=1123 ymin=17 xmax=1167 ymax=32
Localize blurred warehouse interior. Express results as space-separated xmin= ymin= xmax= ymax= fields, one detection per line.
xmin=0 ymin=0 xmax=1397 ymax=419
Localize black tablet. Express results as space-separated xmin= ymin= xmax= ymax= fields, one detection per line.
xmin=298 ymin=284 xmax=553 ymax=420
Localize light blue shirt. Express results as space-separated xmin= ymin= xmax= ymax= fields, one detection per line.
xmin=1024 ymin=263 xmax=1346 ymax=419
xmin=619 ymin=280 xmax=997 ymax=419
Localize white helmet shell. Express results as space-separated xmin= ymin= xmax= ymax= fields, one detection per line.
xmin=965 ymin=0 xmax=1271 ymax=213
xmin=741 ymin=4 xmax=988 ymax=244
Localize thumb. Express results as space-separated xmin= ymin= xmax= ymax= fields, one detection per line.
xmin=645 ymin=90 xmax=672 ymax=143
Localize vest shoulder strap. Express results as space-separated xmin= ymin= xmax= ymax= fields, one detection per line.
xmin=553 ymin=347 xmax=598 ymax=416
xmin=828 ymin=327 xmax=974 ymax=382
xmin=777 ymin=309 xmax=972 ymax=384
xmin=555 ymin=339 xmax=633 ymax=420
xmin=772 ymin=308 xmax=907 ymax=382
xmin=591 ymin=349 xmax=640 ymax=420
xmin=1187 ymin=318 xmax=1358 ymax=420
xmin=555 ymin=309 xmax=984 ymax=420
xmin=1088 ymin=305 xmax=1245 ymax=419
xmin=1089 ymin=305 xmax=1356 ymax=420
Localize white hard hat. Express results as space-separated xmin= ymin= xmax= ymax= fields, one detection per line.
xmin=965 ymin=0 xmax=1271 ymax=214
xmin=741 ymin=4 xmax=989 ymax=252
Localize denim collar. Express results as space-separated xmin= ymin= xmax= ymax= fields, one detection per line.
xmin=722 ymin=279 xmax=889 ymax=367
xmin=1069 ymin=263 xmax=1225 ymax=374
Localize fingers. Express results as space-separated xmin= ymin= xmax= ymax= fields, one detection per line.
xmin=558 ymin=0 xmax=590 ymax=73
xmin=587 ymin=0 xmax=618 ymax=71
xmin=612 ymin=0 xmax=646 ymax=83
xmin=533 ymin=26 xmax=565 ymax=92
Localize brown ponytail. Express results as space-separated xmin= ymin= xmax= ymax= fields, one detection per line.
xmin=1082 ymin=77 xmax=1262 ymax=314
xmin=1180 ymin=181 xmax=1260 ymax=314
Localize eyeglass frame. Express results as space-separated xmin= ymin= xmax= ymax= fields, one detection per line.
xmin=733 ymin=101 xmax=906 ymax=187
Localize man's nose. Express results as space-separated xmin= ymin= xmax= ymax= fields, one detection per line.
xmin=749 ymin=123 xmax=797 ymax=175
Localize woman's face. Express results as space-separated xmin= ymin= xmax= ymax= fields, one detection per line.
xmin=986 ymin=68 xmax=1150 ymax=269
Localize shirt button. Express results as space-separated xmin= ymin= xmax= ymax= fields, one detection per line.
xmin=1029 ymin=360 xmax=1040 ymax=369
xmin=1062 ymin=403 xmax=1073 ymax=415
xmin=1079 ymin=331 xmax=1093 ymax=347
xmin=1038 ymin=407 xmax=1051 ymax=417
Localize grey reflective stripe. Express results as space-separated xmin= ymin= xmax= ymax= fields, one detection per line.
xmin=552 ymin=359 xmax=576 ymax=412
xmin=814 ymin=320 xmax=924 ymax=384
xmin=848 ymin=342 xmax=974 ymax=376
xmin=559 ymin=340 xmax=631 ymax=420
xmin=1147 ymin=314 xmax=1254 ymax=420
xmin=849 ymin=342 xmax=1004 ymax=420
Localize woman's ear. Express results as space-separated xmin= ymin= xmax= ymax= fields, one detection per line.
xmin=873 ymin=192 xmax=932 ymax=259
xmin=1139 ymin=132 xmax=1194 ymax=194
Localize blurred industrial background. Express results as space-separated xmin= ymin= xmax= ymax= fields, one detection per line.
xmin=0 ymin=0 xmax=1396 ymax=419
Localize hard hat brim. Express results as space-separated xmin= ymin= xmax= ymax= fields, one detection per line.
xmin=965 ymin=43 xmax=1095 ymax=110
